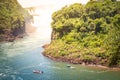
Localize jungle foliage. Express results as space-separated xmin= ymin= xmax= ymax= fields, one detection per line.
xmin=0 ymin=0 xmax=31 ymax=34
xmin=44 ymin=0 xmax=120 ymax=67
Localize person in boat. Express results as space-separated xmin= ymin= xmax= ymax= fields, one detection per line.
xmin=33 ymin=70 xmax=43 ymax=74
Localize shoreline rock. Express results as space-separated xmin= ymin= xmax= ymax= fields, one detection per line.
xmin=0 ymin=26 xmax=26 ymax=42
xmin=42 ymin=44 xmax=120 ymax=70
xmin=0 ymin=33 xmax=26 ymax=42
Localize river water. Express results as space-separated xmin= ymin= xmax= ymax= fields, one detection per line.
xmin=0 ymin=27 xmax=120 ymax=80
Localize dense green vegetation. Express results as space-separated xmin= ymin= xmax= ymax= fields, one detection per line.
xmin=0 ymin=0 xmax=31 ymax=41
xmin=44 ymin=0 xmax=120 ymax=67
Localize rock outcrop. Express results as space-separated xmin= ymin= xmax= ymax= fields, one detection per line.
xmin=0 ymin=0 xmax=32 ymax=42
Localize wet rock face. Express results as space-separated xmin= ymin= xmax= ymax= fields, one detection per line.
xmin=12 ymin=21 xmax=25 ymax=37
xmin=0 ymin=0 xmax=32 ymax=42
xmin=12 ymin=27 xmax=25 ymax=36
xmin=0 ymin=22 xmax=26 ymax=42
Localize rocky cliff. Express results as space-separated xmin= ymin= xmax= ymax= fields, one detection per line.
xmin=0 ymin=0 xmax=31 ymax=42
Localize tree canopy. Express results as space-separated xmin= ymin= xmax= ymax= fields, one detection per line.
xmin=0 ymin=0 xmax=30 ymax=32
xmin=45 ymin=0 xmax=120 ymax=67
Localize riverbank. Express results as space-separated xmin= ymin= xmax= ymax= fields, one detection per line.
xmin=43 ymin=43 xmax=120 ymax=70
xmin=0 ymin=33 xmax=26 ymax=42
xmin=0 ymin=23 xmax=37 ymax=42
xmin=0 ymin=26 xmax=26 ymax=42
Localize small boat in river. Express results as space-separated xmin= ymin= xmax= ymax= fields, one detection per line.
xmin=67 ymin=65 xmax=71 ymax=67
xmin=67 ymin=65 xmax=75 ymax=69
xmin=33 ymin=70 xmax=43 ymax=74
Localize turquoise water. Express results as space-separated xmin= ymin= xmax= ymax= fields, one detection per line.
xmin=0 ymin=34 xmax=120 ymax=80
